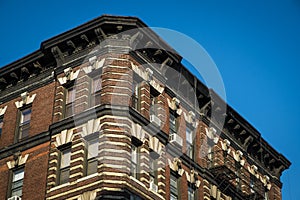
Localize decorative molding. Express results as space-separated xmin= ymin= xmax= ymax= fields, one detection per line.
xmin=167 ymin=97 xmax=182 ymax=115
xmin=57 ymin=67 xmax=80 ymax=85
xmin=7 ymin=153 xmax=29 ymax=169
xmin=81 ymin=118 xmax=101 ymax=137
xmin=131 ymin=122 xmax=145 ymax=142
xmin=185 ymin=169 xmax=201 ymax=188
xmin=248 ymin=165 xmax=259 ymax=179
xmin=15 ymin=92 xmax=36 ymax=108
xmin=210 ymin=185 xmax=221 ymax=200
xmin=0 ymin=105 xmax=7 ymax=116
xmin=220 ymin=139 xmax=231 ymax=154
xmin=83 ymin=57 xmax=105 ymax=74
xmin=260 ymin=175 xmax=272 ymax=191
xmin=168 ymin=157 xmax=184 ymax=176
xmin=149 ymin=136 xmax=162 ymax=155
xmin=54 ymin=129 xmax=74 ymax=147
xmin=233 ymin=150 xmax=245 ymax=166
xmin=78 ymin=190 xmax=97 ymax=200
xmin=183 ymin=111 xmax=198 ymax=128
xmin=205 ymin=127 xmax=219 ymax=144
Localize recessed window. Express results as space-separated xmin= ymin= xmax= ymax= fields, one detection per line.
xmin=188 ymin=185 xmax=195 ymax=200
xmin=85 ymin=136 xmax=98 ymax=176
xmin=58 ymin=148 xmax=71 ymax=185
xmin=18 ymin=108 xmax=31 ymax=141
xmin=149 ymin=154 xmax=158 ymax=186
xmin=130 ymin=143 xmax=139 ymax=179
xmin=0 ymin=117 xmax=3 ymax=136
xmin=90 ymin=76 xmax=102 ymax=107
xmin=186 ymin=127 xmax=194 ymax=159
xmin=131 ymin=78 xmax=140 ymax=111
xmin=170 ymin=174 xmax=179 ymax=200
xmin=10 ymin=168 xmax=24 ymax=197
xmin=65 ymin=86 xmax=75 ymax=118
xmin=169 ymin=111 xmax=177 ymax=135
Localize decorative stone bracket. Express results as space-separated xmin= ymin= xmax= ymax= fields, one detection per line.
xmin=131 ymin=63 xmax=164 ymax=94
xmin=248 ymin=165 xmax=260 ymax=179
xmin=149 ymin=136 xmax=163 ymax=156
xmin=83 ymin=57 xmax=105 ymax=74
xmin=185 ymin=169 xmax=201 ymax=188
xmin=205 ymin=127 xmax=219 ymax=144
xmin=0 ymin=105 xmax=7 ymax=116
xmin=57 ymin=67 xmax=80 ymax=85
xmin=260 ymin=175 xmax=272 ymax=191
xmin=167 ymin=97 xmax=182 ymax=115
xmin=168 ymin=157 xmax=184 ymax=176
xmin=7 ymin=153 xmax=29 ymax=169
xmin=15 ymin=92 xmax=36 ymax=108
xmin=78 ymin=190 xmax=97 ymax=200
xmin=233 ymin=150 xmax=245 ymax=166
xmin=183 ymin=111 xmax=198 ymax=129
xmin=54 ymin=129 xmax=74 ymax=147
xmin=210 ymin=185 xmax=221 ymax=200
xmin=221 ymin=139 xmax=231 ymax=154
xmin=131 ymin=122 xmax=145 ymax=142
xmin=81 ymin=118 xmax=101 ymax=137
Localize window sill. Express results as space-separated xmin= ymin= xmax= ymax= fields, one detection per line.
xmin=49 ymin=182 xmax=70 ymax=192
xmin=77 ymin=173 xmax=98 ymax=182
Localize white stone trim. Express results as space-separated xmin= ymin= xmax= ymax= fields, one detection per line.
xmin=6 ymin=154 xmax=29 ymax=169
xmin=0 ymin=105 xmax=7 ymax=116
xmin=58 ymin=67 xmax=80 ymax=85
xmin=15 ymin=92 xmax=36 ymax=108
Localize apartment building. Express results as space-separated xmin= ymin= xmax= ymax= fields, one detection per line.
xmin=0 ymin=15 xmax=290 ymax=200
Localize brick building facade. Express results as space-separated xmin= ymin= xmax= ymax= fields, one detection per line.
xmin=0 ymin=15 xmax=290 ymax=200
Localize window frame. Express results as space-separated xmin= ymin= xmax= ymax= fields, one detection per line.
xmin=8 ymin=167 xmax=25 ymax=198
xmin=83 ymin=132 xmax=99 ymax=176
xmin=63 ymin=81 xmax=75 ymax=118
xmin=185 ymin=125 xmax=194 ymax=159
xmin=130 ymin=137 xmax=142 ymax=179
xmin=89 ymin=69 xmax=102 ymax=107
xmin=0 ymin=116 xmax=3 ymax=137
xmin=169 ymin=110 xmax=178 ymax=135
xmin=131 ymin=74 xmax=142 ymax=111
xmin=149 ymin=152 xmax=159 ymax=186
xmin=170 ymin=172 xmax=179 ymax=200
xmin=15 ymin=105 xmax=32 ymax=143
xmin=57 ymin=144 xmax=71 ymax=185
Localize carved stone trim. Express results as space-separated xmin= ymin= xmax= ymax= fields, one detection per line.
xmin=83 ymin=57 xmax=105 ymax=74
xmin=168 ymin=158 xmax=184 ymax=176
xmin=233 ymin=150 xmax=245 ymax=166
xmin=0 ymin=105 xmax=7 ymax=116
xmin=57 ymin=67 xmax=80 ymax=85
xmin=210 ymin=185 xmax=221 ymax=200
xmin=248 ymin=165 xmax=259 ymax=179
xmin=205 ymin=127 xmax=219 ymax=144
xmin=81 ymin=118 xmax=101 ymax=137
xmin=131 ymin=122 xmax=145 ymax=142
xmin=183 ymin=111 xmax=198 ymax=128
xmin=149 ymin=136 xmax=162 ymax=155
xmin=167 ymin=97 xmax=182 ymax=115
xmin=185 ymin=170 xmax=201 ymax=188
xmin=54 ymin=129 xmax=74 ymax=147
xmin=78 ymin=190 xmax=97 ymax=200
xmin=15 ymin=92 xmax=36 ymax=108
xmin=7 ymin=153 xmax=29 ymax=169
xmin=220 ymin=139 xmax=231 ymax=154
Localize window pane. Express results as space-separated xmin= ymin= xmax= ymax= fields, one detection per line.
xmin=186 ymin=127 xmax=193 ymax=143
xmin=188 ymin=187 xmax=195 ymax=200
xmin=66 ymin=87 xmax=75 ymax=103
xmin=92 ymin=76 xmax=102 ymax=93
xmin=60 ymin=168 xmax=69 ymax=184
xmin=0 ymin=118 xmax=3 ymax=136
xmin=12 ymin=168 xmax=24 ymax=197
xmin=21 ymin=108 xmax=31 ymax=123
xmin=87 ymin=138 xmax=98 ymax=159
xmin=61 ymin=149 xmax=71 ymax=168
xmin=87 ymin=159 xmax=98 ymax=175
xmin=13 ymin=169 xmax=24 ymax=181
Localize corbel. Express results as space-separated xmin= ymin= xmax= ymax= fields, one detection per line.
xmin=57 ymin=67 xmax=80 ymax=85
xmin=221 ymin=139 xmax=231 ymax=155
xmin=15 ymin=92 xmax=36 ymax=108
xmin=183 ymin=111 xmax=198 ymax=128
xmin=168 ymin=157 xmax=184 ymax=176
xmin=205 ymin=127 xmax=219 ymax=144
xmin=7 ymin=152 xmax=29 ymax=169
xmin=167 ymin=97 xmax=182 ymax=115
xmin=0 ymin=105 xmax=8 ymax=116
xmin=233 ymin=150 xmax=245 ymax=166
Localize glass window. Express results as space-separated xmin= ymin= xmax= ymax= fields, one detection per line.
xmin=18 ymin=108 xmax=31 ymax=140
xmin=11 ymin=168 xmax=24 ymax=197
xmin=186 ymin=127 xmax=194 ymax=158
xmin=188 ymin=185 xmax=195 ymax=200
xmin=131 ymin=79 xmax=140 ymax=111
xmin=149 ymin=155 xmax=158 ymax=185
xmin=169 ymin=111 xmax=177 ymax=135
xmin=130 ymin=144 xmax=139 ymax=179
xmin=59 ymin=148 xmax=71 ymax=184
xmin=65 ymin=86 xmax=75 ymax=117
xmin=85 ymin=137 xmax=98 ymax=175
xmin=90 ymin=76 xmax=102 ymax=107
xmin=0 ymin=118 xmax=3 ymax=136
xmin=170 ymin=174 xmax=178 ymax=200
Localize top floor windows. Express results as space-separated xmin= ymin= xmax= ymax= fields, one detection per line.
xmin=90 ymin=75 xmax=102 ymax=107
xmin=0 ymin=117 xmax=3 ymax=137
xmin=58 ymin=147 xmax=71 ymax=185
xmin=17 ymin=108 xmax=31 ymax=141
xmin=131 ymin=79 xmax=140 ymax=111
xmin=186 ymin=126 xmax=194 ymax=159
xmin=170 ymin=174 xmax=179 ymax=200
xmin=10 ymin=168 xmax=24 ymax=198
xmin=169 ymin=111 xmax=178 ymax=135
xmin=64 ymin=86 xmax=75 ymax=118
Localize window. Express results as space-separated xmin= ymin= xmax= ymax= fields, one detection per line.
xmin=150 ymin=87 xmax=160 ymax=116
xmin=65 ymin=86 xmax=75 ymax=117
xmin=170 ymin=174 xmax=178 ymax=200
xmin=58 ymin=148 xmax=71 ymax=184
xmin=84 ymin=136 xmax=98 ymax=176
xmin=18 ymin=108 xmax=31 ymax=140
xmin=131 ymin=79 xmax=140 ymax=111
xmin=130 ymin=143 xmax=139 ymax=179
xmin=186 ymin=127 xmax=194 ymax=159
xmin=169 ymin=111 xmax=177 ymax=135
xmin=10 ymin=168 xmax=24 ymax=197
xmin=188 ymin=185 xmax=195 ymax=200
xmin=90 ymin=75 xmax=102 ymax=107
xmin=0 ymin=117 xmax=3 ymax=136
xmin=149 ymin=154 xmax=158 ymax=186
xmin=250 ymin=174 xmax=255 ymax=193
xmin=130 ymin=194 xmax=142 ymax=200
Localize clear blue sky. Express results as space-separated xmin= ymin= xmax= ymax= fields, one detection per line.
xmin=0 ymin=1 xmax=299 ymax=199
